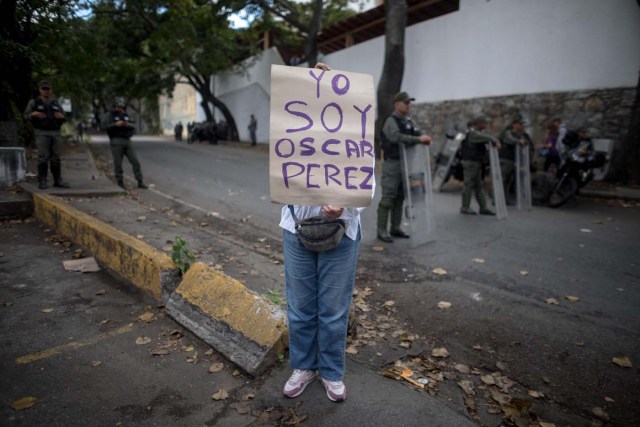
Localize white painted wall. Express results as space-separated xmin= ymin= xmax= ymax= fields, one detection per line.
xmin=214 ymin=47 xmax=285 ymax=143
xmin=327 ymin=0 xmax=640 ymax=102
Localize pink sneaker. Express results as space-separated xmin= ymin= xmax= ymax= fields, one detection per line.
xmin=283 ymin=369 xmax=316 ymax=398
xmin=320 ymin=377 xmax=346 ymax=402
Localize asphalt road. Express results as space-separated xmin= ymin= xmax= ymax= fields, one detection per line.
xmin=89 ymin=135 xmax=640 ymax=425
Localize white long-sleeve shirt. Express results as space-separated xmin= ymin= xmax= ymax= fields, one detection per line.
xmin=279 ymin=205 xmax=365 ymax=240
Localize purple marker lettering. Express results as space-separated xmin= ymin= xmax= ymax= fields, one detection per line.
xmin=359 ymin=139 xmax=374 ymax=158
xmin=331 ymin=74 xmax=350 ymax=95
xmin=345 ymin=139 xmax=360 ymax=158
xmin=344 ymin=166 xmax=357 ymax=189
xmin=322 ymin=138 xmax=340 ymax=155
xmin=282 ymin=162 xmax=305 ymax=188
xmin=353 ymin=104 xmax=372 ymax=139
xmin=284 ymin=101 xmax=313 ymax=133
xmin=275 ymin=138 xmax=295 ymax=158
xmin=306 ymin=163 xmax=320 ymax=188
xmin=320 ymin=102 xmax=343 ymax=133
xmin=359 ymin=166 xmax=374 ymax=190
xmin=299 ymin=137 xmax=315 ymax=156
xmin=324 ymin=164 xmax=342 ymax=186
xmin=309 ymin=69 xmax=326 ymax=99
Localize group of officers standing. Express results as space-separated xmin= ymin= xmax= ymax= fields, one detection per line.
xmin=376 ymin=91 xmax=531 ymax=243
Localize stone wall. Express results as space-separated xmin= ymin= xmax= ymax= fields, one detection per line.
xmin=412 ymin=87 xmax=636 ymax=155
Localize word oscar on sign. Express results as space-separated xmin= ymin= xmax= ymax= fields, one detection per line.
xmin=269 ymin=65 xmax=376 ymax=207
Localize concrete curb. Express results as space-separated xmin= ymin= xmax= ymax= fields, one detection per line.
xmin=33 ymin=193 xmax=288 ymax=376
xmin=166 ymin=262 xmax=288 ymax=376
xmin=33 ymin=193 xmax=179 ymax=300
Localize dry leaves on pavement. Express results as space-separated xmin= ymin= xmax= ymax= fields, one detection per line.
xmin=10 ymin=397 xmax=37 ymax=411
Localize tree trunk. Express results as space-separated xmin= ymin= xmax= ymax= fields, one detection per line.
xmin=375 ymin=0 xmax=407 ymax=158
xmin=304 ymin=0 xmax=324 ymax=68
xmin=610 ymin=69 xmax=640 ymax=184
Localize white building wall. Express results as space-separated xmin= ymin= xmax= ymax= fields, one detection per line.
xmin=326 ymin=0 xmax=640 ymax=102
xmin=214 ymin=48 xmax=285 ymax=143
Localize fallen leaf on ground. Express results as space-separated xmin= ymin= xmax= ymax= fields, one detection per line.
xmin=152 ymin=349 xmax=169 ymax=356
xmin=580 ymin=228 xmax=592 ymax=233
xmin=437 ymin=301 xmax=452 ymax=309
xmin=612 ymin=356 xmax=632 ymax=368
xmin=473 ymin=258 xmax=485 ymax=264
xmin=137 ymin=216 xmax=146 ymax=222
xmin=545 ymin=298 xmax=559 ymax=305
xmin=41 ymin=308 xmax=54 ymax=313
xmin=209 ymin=362 xmax=224 ymax=373
xmin=382 ymin=300 xmax=395 ymax=307
xmin=95 ymin=289 xmax=106 ymax=296
xmin=454 ymin=364 xmax=470 ymax=374
xmin=457 ymin=380 xmax=475 ymax=396
xmin=241 ymin=393 xmax=255 ymax=401
xmin=592 ymin=407 xmax=609 ymax=420
xmin=135 ymin=336 xmax=152 ymax=345
xmin=204 ymin=349 xmax=214 ymax=356
xmin=432 ymin=347 xmax=449 ymax=358
xmin=616 ymin=288 xmax=624 ymax=292
xmin=186 ymin=352 xmax=199 ymax=364
xmin=346 ymin=346 xmax=359 ymax=354
xmin=539 ymin=423 xmax=556 ymax=427
xmin=234 ymin=403 xmax=251 ymax=414
xmin=565 ymin=295 xmax=580 ymax=302
xmin=211 ymin=389 xmax=229 ymax=400
xmin=372 ymin=245 xmax=385 ymax=252
xmin=138 ymin=312 xmax=155 ymax=322
xmin=480 ymin=375 xmax=495 ymax=385
xmin=184 ymin=345 xmax=195 ymax=352
xmin=10 ymin=397 xmax=37 ymax=411
xmin=91 ymin=360 xmax=102 ymax=367
xmin=528 ymin=390 xmax=544 ymax=398
xmin=432 ymin=267 xmax=447 ymax=275
xmin=575 ymin=341 xmax=585 ymax=347
xmin=520 ymin=270 xmax=529 ymax=276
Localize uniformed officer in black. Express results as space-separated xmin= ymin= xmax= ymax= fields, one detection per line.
xmin=459 ymin=116 xmax=500 ymax=215
xmin=107 ymin=99 xmax=147 ymax=189
xmin=23 ymin=80 xmax=70 ymax=189
xmin=377 ymin=92 xmax=432 ymax=243
xmin=499 ymin=117 xmax=528 ymax=205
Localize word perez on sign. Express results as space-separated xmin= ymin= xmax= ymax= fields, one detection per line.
xmin=270 ymin=64 xmax=376 ymax=207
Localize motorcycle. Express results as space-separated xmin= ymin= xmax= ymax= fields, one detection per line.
xmin=547 ymin=135 xmax=606 ymax=207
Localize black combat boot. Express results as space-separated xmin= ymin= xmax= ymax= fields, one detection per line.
xmin=51 ymin=163 xmax=70 ymax=188
xmin=117 ymin=180 xmax=126 ymax=189
xmin=137 ymin=181 xmax=148 ymax=189
xmin=37 ymin=163 xmax=48 ymax=189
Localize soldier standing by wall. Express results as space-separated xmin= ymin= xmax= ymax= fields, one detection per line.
xmin=499 ymin=117 xmax=528 ymax=205
xmin=248 ymin=114 xmax=257 ymax=146
xmin=376 ymin=92 xmax=432 ymax=243
xmin=23 ymin=80 xmax=70 ymax=189
xmin=107 ymin=99 xmax=147 ymax=190
xmin=460 ymin=116 xmax=500 ymax=215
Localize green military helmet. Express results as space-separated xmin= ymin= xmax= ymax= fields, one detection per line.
xmin=113 ymin=97 xmax=126 ymax=108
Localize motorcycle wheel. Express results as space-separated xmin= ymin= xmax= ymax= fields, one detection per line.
xmin=548 ymin=178 xmax=578 ymax=208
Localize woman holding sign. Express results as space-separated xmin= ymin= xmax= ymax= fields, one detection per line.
xmin=280 ymin=62 xmax=368 ymax=403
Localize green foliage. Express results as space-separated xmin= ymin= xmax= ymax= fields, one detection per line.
xmin=171 ymin=236 xmax=196 ymax=275
xmin=263 ymin=288 xmax=284 ymax=306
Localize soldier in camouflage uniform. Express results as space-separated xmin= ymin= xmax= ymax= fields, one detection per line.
xmin=107 ymin=99 xmax=147 ymax=190
xmin=499 ymin=117 xmax=529 ymax=205
xmin=377 ymin=92 xmax=432 ymax=243
xmin=23 ymin=80 xmax=70 ymax=189
xmin=459 ymin=116 xmax=500 ymax=215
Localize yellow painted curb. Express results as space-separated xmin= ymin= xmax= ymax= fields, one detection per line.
xmin=33 ymin=193 xmax=177 ymax=300
xmin=166 ymin=262 xmax=288 ymax=376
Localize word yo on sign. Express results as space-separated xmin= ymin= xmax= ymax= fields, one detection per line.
xmin=269 ymin=64 xmax=376 ymax=207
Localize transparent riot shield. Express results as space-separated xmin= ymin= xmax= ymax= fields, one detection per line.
xmin=515 ymin=144 xmax=532 ymax=211
xmin=488 ymin=144 xmax=508 ymax=219
xmin=432 ymin=134 xmax=462 ymax=192
xmin=400 ymin=143 xmax=436 ymax=246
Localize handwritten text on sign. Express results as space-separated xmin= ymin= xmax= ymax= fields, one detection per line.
xmin=269 ymin=64 xmax=375 ymax=207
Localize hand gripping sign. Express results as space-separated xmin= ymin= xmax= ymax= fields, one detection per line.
xmin=269 ymin=65 xmax=376 ymax=207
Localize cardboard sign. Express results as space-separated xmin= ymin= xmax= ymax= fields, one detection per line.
xmin=269 ymin=64 xmax=376 ymax=207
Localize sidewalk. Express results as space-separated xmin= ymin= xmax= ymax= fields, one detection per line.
xmin=1 ymin=136 xmax=475 ymax=426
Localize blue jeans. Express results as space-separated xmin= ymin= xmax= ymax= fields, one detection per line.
xmin=283 ymin=227 xmax=361 ymax=381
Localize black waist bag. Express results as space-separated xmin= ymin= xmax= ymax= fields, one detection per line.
xmin=288 ymin=205 xmax=345 ymax=252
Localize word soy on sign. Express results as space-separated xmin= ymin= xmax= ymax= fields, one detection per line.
xmin=269 ymin=65 xmax=375 ymax=207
